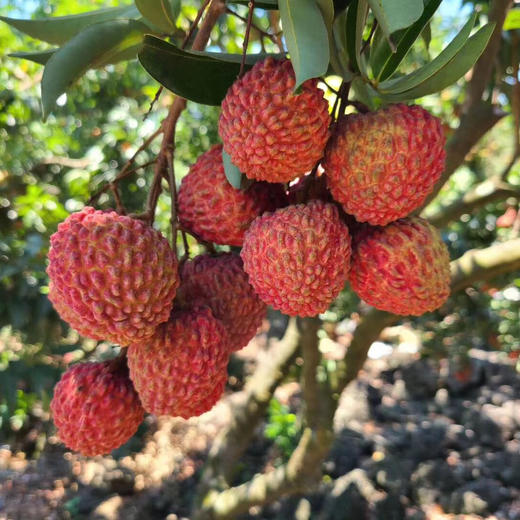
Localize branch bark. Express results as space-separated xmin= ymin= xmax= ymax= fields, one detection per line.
xmin=426 ymin=176 xmax=520 ymax=228
xmin=421 ymin=0 xmax=512 ymax=209
xmin=463 ymin=0 xmax=513 ymax=111
xmin=450 ymin=238 xmax=520 ymax=292
xmin=195 ymin=317 xmax=334 ymax=520
xmin=421 ymin=102 xmax=506 ymax=209
xmin=193 ymin=237 xmax=520 ymax=519
xmin=195 ymin=317 xmax=301 ymax=502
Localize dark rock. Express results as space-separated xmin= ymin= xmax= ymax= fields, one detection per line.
xmin=444 ymin=424 xmax=476 ymax=451
xmin=374 ymin=492 xmax=405 ymax=520
xmin=368 ymin=454 xmax=413 ymax=495
xmin=448 ymin=478 xmax=510 ymax=515
xmin=327 ymin=429 xmax=364 ymax=478
xmin=401 ymin=359 xmax=439 ymax=399
xmin=411 ymin=460 xmax=464 ymax=506
xmin=461 ymin=408 xmax=504 ymax=449
xmin=408 ymin=421 xmax=448 ymax=462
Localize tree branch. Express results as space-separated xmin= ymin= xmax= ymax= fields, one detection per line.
xmin=421 ymin=0 xmax=512 ymax=209
xmin=195 ymin=318 xmax=301 ymax=503
xmin=426 ymin=176 xmax=520 ymax=228
xmin=450 ymin=238 xmax=520 ymax=292
xmin=194 ymin=237 xmax=520 ymax=519
xmin=463 ymin=0 xmax=513 ymax=111
xmin=421 ymin=102 xmax=507 ymax=209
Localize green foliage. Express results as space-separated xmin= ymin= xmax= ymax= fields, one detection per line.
xmin=278 ymin=0 xmax=330 ymax=89
xmin=264 ymin=398 xmax=300 ymax=462
xmin=137 ymin=35 xmax=257 ymax=106
xmin=222 ymin=148 xmax=243 ymax=189
xmin=135 ymin=0 xmax=180 ymax=33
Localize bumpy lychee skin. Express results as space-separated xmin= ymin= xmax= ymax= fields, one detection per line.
xmin=349 ymin=217 xmax=450 ymax=316
xmin=241 ymin=201 xmax=352 ymax=316
xmin=219 ymin=58 xmax=331 ymax=183
xmin=178 ymin=144 xmax=286 ymax=246
xmin=323 ymin=104 xmax=445 ymax=225
xmin=47 ymin=207 xmax=179 ymax=346
xmin=127 ymin=307 xmax=229 ymax=418
xmin=176 ymin=253 xmax=266 ymax=351
xmin=50 ymin=360 xmax=144 ymax=456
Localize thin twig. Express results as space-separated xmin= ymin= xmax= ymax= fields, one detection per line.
xmin=166 ymin=152 xmax=177 ymax=247
xmin=182 ymin=0 xmax=212 ymax=49
xmin=226 ymin=6 xmax=277 ymax=44
xmin=143 ymin=86 xmax=163 ymax=121
xmin=269 ymin=11 xmax=285 ymax=54
xmin=88 ymin=159 xmax=157 ymax=205
xmin=360 ymin=19 xmax=377 ymax=55
xmin=240 ymin=1 xmax=255 ymax=77
xmin=321 ymin=78 xmax=339 ymax=95
xmin=110 ymin=184 xmax=126 ymax=215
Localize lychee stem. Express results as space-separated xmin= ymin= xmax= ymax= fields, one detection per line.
xmin=239 ymin=1 xmax=255 ymax=78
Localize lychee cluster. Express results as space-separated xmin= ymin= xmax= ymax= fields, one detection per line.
xmin=47 ymin=57 xmax=452 ymax=457
xmin=47 ymin=208 xmax=263 ymax=456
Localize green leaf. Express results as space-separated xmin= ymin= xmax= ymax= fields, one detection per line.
xmin=380 ymin=22 xmax=495 ymax=101
xmin=316 ymin=0 xmax=335 ymax=28
xmin=351 ymin=76 xmax=378 ymax=109
xmin=279 ymin=0 xmax=330 ymax=89
xmin=41 ymin=19 xmax=147 ymax=119
xmin=503 ymin=8 xmax=520 ymax=30
xmin=0 ymin=6 xmax=139 ymax=45
xmin=379 ymin=12 xmax=478 ymax=93
xmin=135 ymin=0 xmax=179 ymax=33
xmin=10 ymin=44 xmax=141 ymax=67
xmin=371 ymin=0 xmax=442 ymax=82
xmin=346 ymin=0 xmax=368 ymax=75
xmin=9 ymin=49 xmax=57 ymax=65
xmin=222 ymin=149 xmax=243 ymax=189
xmin=138 ymin=35 xmax=267 ymax=105
xmin=367 ymin=0 xmax=423 ymax=44
xmin=330 ymin=9 xmax=353 ymax=78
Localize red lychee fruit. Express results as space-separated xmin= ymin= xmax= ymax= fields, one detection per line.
xmin=178 ymin=144 xmax=286 ymax=246
xmin=219 ymin=58 xmax=331 ymax=183
xmin=349 ymin=217 xmax=450 ymax=316
xmin=241 ymin=200 xmax=352 ymax=316
xmin=47 ymin=207 xmax=179 ymax=346
xmin=127 ymin=307 xmax=229 ymax=418
xmin=323 ymin=104 xmax=445 ymax=225
xmin=176 ymin=253 xmax=266 ymax=351
xmin=50 ymin=359 xmax=144 ymax=456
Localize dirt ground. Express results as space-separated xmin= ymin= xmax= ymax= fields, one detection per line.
xmin=1 ymin=327 xmax=519 ymax=520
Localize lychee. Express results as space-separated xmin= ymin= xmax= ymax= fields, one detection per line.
xmin=219 ymin=58 xmax=331 ymax=183
xmin=178 ymin=144 xmax=286 ymax=246
xmin=176 ymin=253 xmax=266 ymax=351
xmin=47 ymin=207 xmax=179 ymax=346
xmin=323 ymin=104 xmax=445 ymax=225
xmin=241 ymin=200 xmax=352 ymax=316
xmin=127 ymin=307 xmax=229 ymax=418
xmin=50 ymin=359 xmax=144 ymax=456
xmin=348 ymin=217 xmax=450 ymax=315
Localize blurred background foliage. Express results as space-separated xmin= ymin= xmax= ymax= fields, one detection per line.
xmin=0 ymin=0 xmax=518 ymax=451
